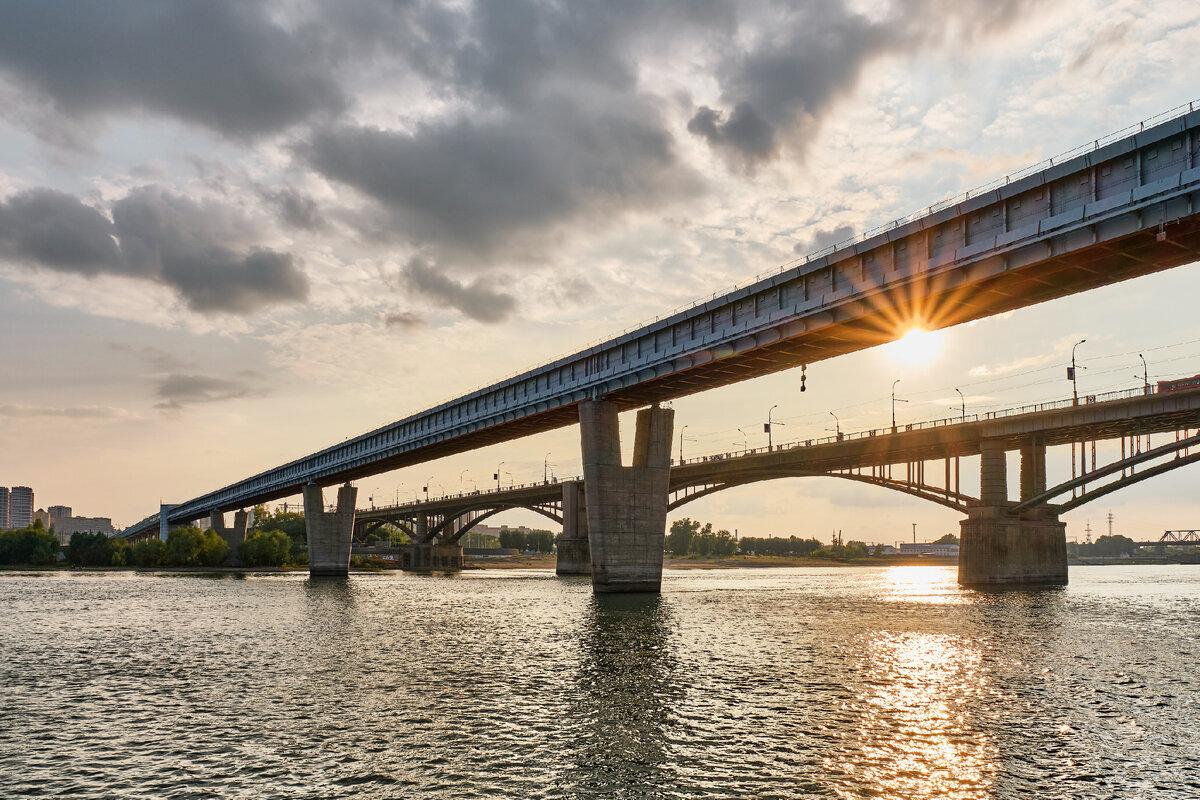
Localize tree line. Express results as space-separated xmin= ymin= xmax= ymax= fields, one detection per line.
xmin=666 ymin=517 xmax=874 ymax=560
xmin=499 ymin=528 xmax=556 ymax=553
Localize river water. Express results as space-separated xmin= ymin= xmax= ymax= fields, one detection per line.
xmin=2 ymin=565 xmax=1198 ymax=799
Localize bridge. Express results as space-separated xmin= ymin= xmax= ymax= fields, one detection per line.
xmin=124 ymin=104 xmax=1200 ymax=591
xmin=341 ymin=385 xmax=1200 ymax=579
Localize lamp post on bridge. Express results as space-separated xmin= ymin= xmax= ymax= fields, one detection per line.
xmin=891 ymin=379 xmax=908 ymax=433
xmin=424 ymin=476 xmax=435 ymax=501
xmin=955 ymin=388 xmax=966 ymax=423
xmin=678 ymin=425 xmax=696 ymax=463
xmin=394 ymin=483 xmax=405 ymax=505
xmin=544 ymin=452 xmax=553 ymax=483
xmin=765 ymin=405 xmax=784 ymax=449
xmin=494 ymin=461 xmax=504 ymax=490
xmin=736 ymin=427 xmax=749 ymax=451
xmin=829 ymin=411 xmax=841 ymax=441
xmin=1069 ymin=339 xmax=1087 ymax=405
xmin=1139 ymin=353 xmax=1150 ymax=395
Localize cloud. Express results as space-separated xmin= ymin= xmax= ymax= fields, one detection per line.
xmin=0 ymin=404 xmax=130 ymax=420
xmin=401 ymin=257 xmax=516 ymax=323
xmin=689 ymin=0 xmax=1039 ymax=168
xmin=1069 ymin=19 xmax=1135 ymax=73
xmin=153 ymin=372 xmax=262 ymax=410
xmin=107 ymin=342 xmax=193 ymax=372
xmin=0 ymin=186 xmax=309 ymax=314
xmin=0 ymin=1 xmax=345 ymax=140
xmin=793 ymin=224 xmax=856 ymax=256
xmin=383 ymin=310 xmax=425 ymax=331
xmin=303 ymin=96 xmax=702 ymax=258
xmin=260 ymin=186 xmax=327 ymax=231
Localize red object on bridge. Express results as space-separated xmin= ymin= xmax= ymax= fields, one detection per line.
xmin=1157 ymin=375 xmax=1200 ymax=393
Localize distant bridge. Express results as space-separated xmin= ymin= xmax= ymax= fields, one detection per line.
xmin=352 ymin=385 xmax=1200 ymax=548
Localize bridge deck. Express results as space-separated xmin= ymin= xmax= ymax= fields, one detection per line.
xmin=129 ymin=106 xmax=1200 ymax=536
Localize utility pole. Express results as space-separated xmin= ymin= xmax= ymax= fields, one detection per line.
xmin=912 ymin=522 xmax=917 ymax=544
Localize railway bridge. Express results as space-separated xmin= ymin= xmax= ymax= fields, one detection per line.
xmin=121 ymin=105 xmax=1200 ymax=592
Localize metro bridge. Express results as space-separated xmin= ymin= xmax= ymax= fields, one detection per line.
xmin=124 ymin=104 xmax=1200 ymax=591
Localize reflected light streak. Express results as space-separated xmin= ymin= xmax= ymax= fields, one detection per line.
xmin=829 ymin=631 xmax=996 ymax=800
xmin=877 ymin=565 xmax=968 ymax=605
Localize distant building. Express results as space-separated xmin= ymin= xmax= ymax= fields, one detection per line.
xmin=51 ymin=512 xmax=115 ymax=545
xmin=899 ymin=542 xmax=960 ymax=557
xmin=48 ymin=506 xmax=72 ymax=531
xmin=33 ymin=508 xmax=49 ymax=528
xmin=9 ymin=486 xmax=33 ymax=529
xmin=0 ymin=487 xmax=8 ymax=529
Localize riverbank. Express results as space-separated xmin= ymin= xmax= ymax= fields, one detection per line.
xmin=464 ymin=553 xmax=961 ymax=570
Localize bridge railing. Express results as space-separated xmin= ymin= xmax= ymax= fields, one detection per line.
xmin=676 ymin=386 xmax=1161 ymax=466
xmin=363 ymin=475 xmax=584 ymax=512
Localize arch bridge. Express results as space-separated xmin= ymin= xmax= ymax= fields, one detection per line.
xmin=355 ymin=385 xmax=1200 ymax=581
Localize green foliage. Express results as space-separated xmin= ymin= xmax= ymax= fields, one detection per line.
xmin=0 ymin=524 xmax=60 ymax=565
xmin=239 ymin=528 xmax=292 ymax=567
xmin=497 ymin=528 xmax=555 ymax=552
xmin=933 ymin=533 xmax=960 ymax=545
xmin=67 ymin=531 xmax=114 ymax=566
xmin=110 ymin=537 xmax=129 ymax=566
xmin=388 ymin=528 xmax=411 ymax=546
xmin=737 ymin=536 xmax=824 ymax=557
xmin=130 ymin=538 xmax=166 ymax=567
xmin=666 ymin=518 xmax=699 ymax=556
xmin=1075 ymin=534 xmax=1138 ymax=558
xmin=163 ymin=527 xmax=231 ymax=567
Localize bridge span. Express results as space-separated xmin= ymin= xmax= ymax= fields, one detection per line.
xmin=342 ymin=385 xmax=1200 ymax=580
xmin=126 ymin=105 xmax=1200 ymax=591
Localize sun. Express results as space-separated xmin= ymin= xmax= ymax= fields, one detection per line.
xmin=888 ymin=327 xmax=942 ymax=366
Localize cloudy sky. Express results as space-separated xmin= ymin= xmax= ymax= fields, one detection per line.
xmin=2 ymin=0 xmax=1199 ymax=543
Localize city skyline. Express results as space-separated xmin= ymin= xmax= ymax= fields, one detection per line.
xmin=2 ymin=1 xmax=1200 ymax=541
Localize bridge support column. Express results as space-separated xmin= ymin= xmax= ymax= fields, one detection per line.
xmin=304 ymin=483 xmax=357 ymax=578
xmin=208 ymin=510 xmax=248 ymax=563
xmin=959 ymin=441 xmax=1066 ymax=586
xmin=556 ymin=481 xmax=591 ymax=575
xmin=404 ymin=542 xmax=463 ymax=571
xmin=580 ymin=400 xmax=673 ymax=593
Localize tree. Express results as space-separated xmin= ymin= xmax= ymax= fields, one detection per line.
xmin=130 ymin=538 xmax=165 ymax=567
xmin=1090 ymin=534 xmax=1137 ymax=557
xmin=163 ymin=527 xmax=230 ymax=567
xmin=0 ymin=521 xmax=59 ymax=565
xmin=67 ymin=531 xmax=114 ymax=566
xmin=667 ymin=518 xmax=700 ymax=556
xmin=240 ymin=529 xmax=292 ymax=567
xmin=933 ymin=533 xmax=960 ymax=545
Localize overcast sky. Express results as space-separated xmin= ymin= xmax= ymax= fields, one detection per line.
xmin=2 ymin=0 xmax=1199 ymax=543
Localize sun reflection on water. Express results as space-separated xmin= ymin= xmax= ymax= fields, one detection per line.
xmin=830 ymin=629 xmax=996 ymax=800
xmin=875 ymin=565 xmax=969 ymax=605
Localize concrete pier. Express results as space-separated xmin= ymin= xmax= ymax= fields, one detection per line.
xmin=555 ymin=481 xmax=591 ymax=575
xmin=580 ymin=400 xmax=673 ymax=593
xmin=304 ymin=483 xmax=357 ymax=578
xmin=404 ymin=542 xmax=464 ymax=571
xmin=958 ymin=439 xmax=1067 ymax=586
xmin=208 ymin=509 xmax=248 ymax=563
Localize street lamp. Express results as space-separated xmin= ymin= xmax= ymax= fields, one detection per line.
xmin=1069 ymin=339 xmax=1086 ymax=404
xmin=424 ymin=476 xmax=435 ymax=500
xmin=394 ymin=482 xmax=405 ymax=505
xmin=829 ymin=411 xmax=841 ymax=440
xmin=1139 ymin=353 xmax=1150 ymax=394
xmin=955 ymin=388 xmax=965 ymax=423
xmin=891 ymin=379 xmax=908 ymax=433
xmin=679 ymin=425 xmax=688 ymax=462
xmin=544 ymin=452 xmax=553 ymax=483
xmin=459 ymin=469 xmax=470 ymax=492
xmin=735 ymin=427 xmax=749 ymax=451
xmin=494 ymin=461 xmax=505 ymax=490
xmin=370 ymin=486 xmax=380 ymax=509
xmin=765 ymin=405 xmax=784 ymax=448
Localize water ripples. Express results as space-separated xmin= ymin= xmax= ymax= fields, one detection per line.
xmin=1 ymin=565 xmax=1198 ymax=798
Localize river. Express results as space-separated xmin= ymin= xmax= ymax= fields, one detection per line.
xmin=2 ymin=565 xmax=1198 ymax=799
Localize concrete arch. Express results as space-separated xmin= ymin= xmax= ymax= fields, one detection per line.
xmin=668 ymin=470 xmax=970 ymax=513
